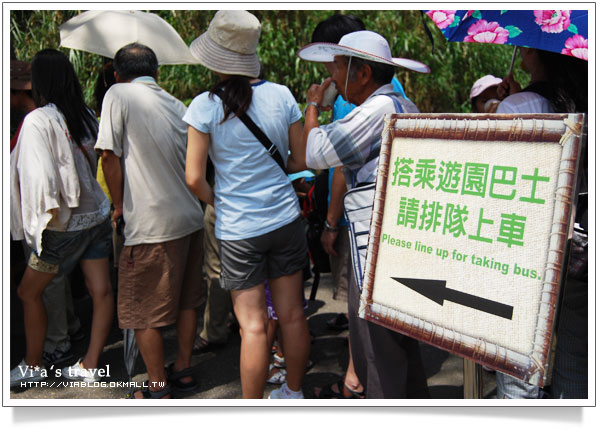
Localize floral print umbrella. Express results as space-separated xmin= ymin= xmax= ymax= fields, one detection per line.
xmin=425 ymin=10 xmax=588 ymax=61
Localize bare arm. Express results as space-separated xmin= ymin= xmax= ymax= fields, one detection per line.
xmin=321 ymin=166 xmax=347 ymax=256
xmin=100 ymin=150 xmax=124 ymax=228
xmin=185 ymin=125 xmax=214 ymax=206
xmin=286 ymin=120 xmax=307 ymax=173
xmin=302 ymin=78 xmax=332 ymax=157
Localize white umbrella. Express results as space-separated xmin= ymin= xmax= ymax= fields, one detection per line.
xmin=59 ymin=10 xmax=199 ymax=65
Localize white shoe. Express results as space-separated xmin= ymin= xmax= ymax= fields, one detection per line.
xmin=10 ymin=359 xmax=46 ymax=388
xmin=268 ymin=382 xmax=304 ymax=399
xmin=62 ymin=359 xmax=101 ymax=382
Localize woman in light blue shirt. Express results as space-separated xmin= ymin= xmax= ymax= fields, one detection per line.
xmin=184 ymin=11 xmax=310 ymax=399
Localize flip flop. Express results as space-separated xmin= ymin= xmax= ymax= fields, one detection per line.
xmin=314 ymin=380 xmax=365 ymax=399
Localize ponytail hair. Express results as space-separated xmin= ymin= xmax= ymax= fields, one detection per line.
xmin=210 ymin=75 xmax=253 ymax=123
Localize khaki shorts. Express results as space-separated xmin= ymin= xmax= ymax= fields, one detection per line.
xmin=117 ymin=229 xmax=205 ymax=329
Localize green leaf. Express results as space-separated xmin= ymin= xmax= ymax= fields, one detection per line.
xmin=505 ymin=25 xmax=523 ymax=38
xmin=450 ymin=14 xmax=461 ymax=27
xmin=500 ymin=10 xmax=508 ymax=15
xmin=568 ymin=23 xmax=578 ymax=34
xmin=472 ymin=10 xmax=482 ymax=19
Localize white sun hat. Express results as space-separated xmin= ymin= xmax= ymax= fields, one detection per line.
xmin=189 ymin=10 xmax=261 ymax=78
xmin=297 ymin=30 xmax=430 ymax=74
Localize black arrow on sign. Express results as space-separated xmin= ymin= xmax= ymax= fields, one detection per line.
xmin=392 ymin=277 xmax=513 ymax=320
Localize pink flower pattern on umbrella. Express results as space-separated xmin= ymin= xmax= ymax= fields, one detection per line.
xmin=561 ymin=34 xmax=588 ymax=60
xmin=425 ymin=10 xmax=457 ymax=29
xmin=464 ymin=20 xmax=509 ymax=44
xmin=425 ymin=10 xmax=588 ymax=60
xmin=534 ymin=10 xmax=571 ymax=33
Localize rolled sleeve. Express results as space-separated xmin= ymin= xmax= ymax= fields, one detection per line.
xmin=306 ymin=127 xmax=341 ymax=169
xmin=94 ymin=88 xmax=125 ymax=157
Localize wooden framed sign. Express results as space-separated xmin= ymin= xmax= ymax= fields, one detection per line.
xmin=360 ymin=113 xmax=585 ymax=387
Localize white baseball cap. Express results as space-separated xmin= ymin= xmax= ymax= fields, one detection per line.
xmin=470 ymin=75 xmax=503 ymax=100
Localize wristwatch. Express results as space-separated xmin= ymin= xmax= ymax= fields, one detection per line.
xmin=324 ymin=219 xmax=339 ymax=232
xmin=304 ymin=101 xmax=321 ymax=117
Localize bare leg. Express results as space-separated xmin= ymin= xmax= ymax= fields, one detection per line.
xmin=134 ymin=328 xmax=169 ymax=397
xmin=17 ymin=268 xmax=57 ymax=367
xmin=266 ymin=318 xmax=278 ymax=353
xmin=345 ymin=341 xmax=362 ymax=389
xmin=79 ymin=258 xmax=113 ymax=369
xmin=269 ymin=270 xmax=310 ymax=392
xmin=343 ymin=339 xmax=364 ymax=393
xmin=172 ymin=308 xmax=197 ymax=384
xmin=230 ymin=283 xmax=269 ymax=399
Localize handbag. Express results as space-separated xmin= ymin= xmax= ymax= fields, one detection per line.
xmin=214 ymin=88 xmax=287 ymax=174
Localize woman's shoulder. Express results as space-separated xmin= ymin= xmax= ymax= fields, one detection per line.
xmin=497 ymin=91 xmax=553 ymax=114
xmin=189 ymin=90 xmax=220 ymax=109
xmin=23 ymin=104 xmax=59 ymax=128
xmin=254 ymin=80 xmax=294 ymax=96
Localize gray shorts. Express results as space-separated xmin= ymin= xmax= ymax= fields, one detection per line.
xmin=218 ymin=217 xmax=308 ymax=291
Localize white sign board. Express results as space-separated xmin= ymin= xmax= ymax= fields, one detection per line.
xmin=360 ymin=113 xmax=584 ymax=386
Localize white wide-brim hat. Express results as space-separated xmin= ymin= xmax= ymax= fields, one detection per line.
xmin=297 ymin=30 xmax=430 ymax=74
xmin=189 ymin=10 xmax=261 ymax=78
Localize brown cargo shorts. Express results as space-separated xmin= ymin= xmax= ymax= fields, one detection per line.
xmin=117 ymin=229 xmax=205 ymax=329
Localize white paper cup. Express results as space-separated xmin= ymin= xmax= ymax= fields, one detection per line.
xmin=322 ymin=81 xmax=338 ymax=108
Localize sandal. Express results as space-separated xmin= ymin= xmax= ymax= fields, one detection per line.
xmin=126 ymin=382 xmax=172 ymax=399
xmin=273 ymin=354 xmax=314 ymax=371
xmin=165 ymin=363 xmax=198 ymax=392
xmin=266 ymin=364 xmax=287 ymax=384
xmin=273 ymin=353 xmax=286 ymax=368
xmin=314 ymin=380 xmax=365 ymax=399
xmin=193 ymin=336 xmax=225 ymax=354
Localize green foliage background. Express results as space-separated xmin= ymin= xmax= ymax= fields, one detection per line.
xmin=10 ymin=10 xmax=529 ymax=114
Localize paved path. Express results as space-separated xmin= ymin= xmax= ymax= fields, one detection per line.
xmin=9 ymin=272 xmax=497 ymax=400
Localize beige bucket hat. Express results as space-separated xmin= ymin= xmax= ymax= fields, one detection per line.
xmin=189 ymin=10 xmax=261 ymax=78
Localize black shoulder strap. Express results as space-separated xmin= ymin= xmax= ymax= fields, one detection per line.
xmin=214 ymin=88 xmax=287 ymax=174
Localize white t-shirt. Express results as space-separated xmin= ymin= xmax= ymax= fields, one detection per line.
xmin=496 ymin=91 xmax=554 ymax=114
xmin=95 ymin=77 xmax=204 ymax=246
xmin=11 ymin=103 xmax=110 ymax=253
xmin=183 ymin=80 xmax=302 ymax=240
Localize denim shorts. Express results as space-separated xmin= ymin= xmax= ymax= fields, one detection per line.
xmin=218 ymin=217 xmax=308 ymax=291
xmin=29 ymin=218 xmax=112 ymax=275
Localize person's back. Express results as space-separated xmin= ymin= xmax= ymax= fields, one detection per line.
xmin=97 ymin=78 xmax=203 ymax=245
xmin=95 ymin=43 xmax=205 ymax=399
xmin=186 ymin=80 xmax=301 ymax=240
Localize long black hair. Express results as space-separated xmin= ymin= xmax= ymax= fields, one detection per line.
xmin=31 ymin=49 xmax=98 ymax=146
xmin=210 ymin=75 xmax=254 ymax=124
xmin=530 ymin=49 xmax=588 ymax=113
